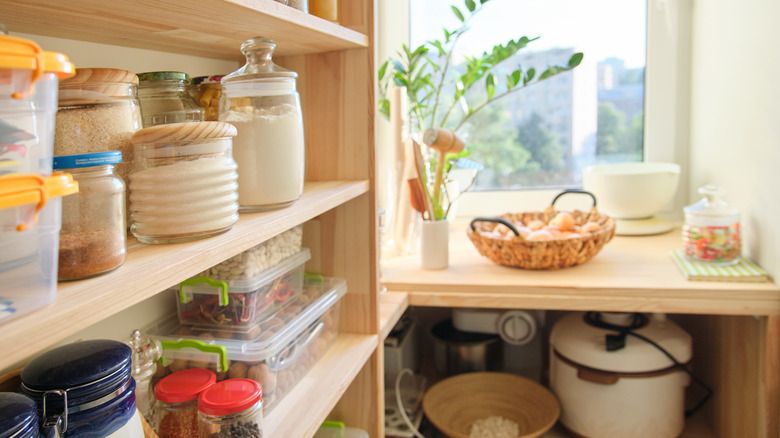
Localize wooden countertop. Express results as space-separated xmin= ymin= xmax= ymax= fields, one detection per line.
xmin=381 ymin=221 xmax=780 ymax=316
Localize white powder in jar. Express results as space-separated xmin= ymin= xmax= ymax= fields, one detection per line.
xmin=469 ymin=416 xmax=520 ymax=438
xmin=221 ymin=103 xmax=304 ymax=210
xmin=129 ymin=157 xmax=238 ymax=239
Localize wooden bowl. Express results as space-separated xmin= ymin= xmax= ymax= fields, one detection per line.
xmin=423 ymin=372 xmax=560 ymax=438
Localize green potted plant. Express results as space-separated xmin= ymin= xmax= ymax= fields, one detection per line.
xmin=378 ymin=0 xmax=583 ymax=221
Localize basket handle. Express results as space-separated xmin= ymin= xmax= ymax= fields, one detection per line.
xmin=551 ymin=189 xmax=597 ymax=208
xmin=469 ymin=217 xmax=521 ymax=236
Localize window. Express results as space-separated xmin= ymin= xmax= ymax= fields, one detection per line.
xmin=409 ymin=0 xmax=647 ymax=191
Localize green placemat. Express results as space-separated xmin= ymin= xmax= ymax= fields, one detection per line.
xmin=671 ymin=249 xmax=769 ymax=282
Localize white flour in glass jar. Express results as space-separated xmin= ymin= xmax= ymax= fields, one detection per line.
xmin=221 ymin=103 xmax=304 ymax=209
xmin=129 ymin=157 xmax=238 ymax=237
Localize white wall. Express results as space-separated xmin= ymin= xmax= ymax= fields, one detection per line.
xmin=688 ymin=0 xmax=780 ymax=278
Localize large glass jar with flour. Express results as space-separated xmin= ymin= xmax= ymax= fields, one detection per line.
xmin=220 ymin=37 xmax=304 ymax=212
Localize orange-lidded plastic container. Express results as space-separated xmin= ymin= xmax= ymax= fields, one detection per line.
xmin=0 ymin=35 xmax=75 ymax=176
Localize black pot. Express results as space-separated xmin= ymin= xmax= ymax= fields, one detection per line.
xmin=431 ymin=319 xmax=502 ymax=376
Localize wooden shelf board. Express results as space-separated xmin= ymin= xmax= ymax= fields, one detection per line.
xmin=1 ymin=0 xmax=368 ymax=61
xmin=264 ymin=333 xmax=378 ymax=437
xmin=379 ymin=291 xmax=409 ymax=340
xmin=381 ymin=220 xmax=780 ymax=316
xmin=0 ymin=180 xmax=368 ymax=368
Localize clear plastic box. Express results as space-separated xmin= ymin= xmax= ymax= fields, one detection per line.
xmin=151 ymin=276 xmax=346 ymax=413
xmin=176 ymin=248 xmax=310 ymax=328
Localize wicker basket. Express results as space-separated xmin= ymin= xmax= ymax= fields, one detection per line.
xmin=467 ymin=190 xmax=616 ymax=270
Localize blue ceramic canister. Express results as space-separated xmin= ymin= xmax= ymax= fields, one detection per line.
xmin=20 ymin=339 xmax=144 ymax=438
xmin=0 ymin=392 xmax=39 ymax=438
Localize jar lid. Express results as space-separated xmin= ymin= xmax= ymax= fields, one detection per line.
xmin=191 ymin=75 xmax=225 ymax=85
xmin=154 ymin=368 xmax=216 ymax=404
xmin=684 ymin=184 xmax=739 ymax=218
xmin=60 ymin=67 xmax=138 ymax=85
xmin=131 ymin=121 xmax=237 ymax=144
xmin=0 ymin=173 xmax=79 ymax=231
xmin=21 ymin=340 xmax=132 ymax=391
xmin=0 ymin=392 xmax=38 ymax=438
xmin=53 ymin=151 xmax=122 ymax=169
xmin=222 ymin=37 xmax=297 ymax=83
xmin=0 ymin=35 xmax=75 ymax=78
xmin=198 ymin=379 xmax=262 ymax=416
xmin=137 ymin=71 xmax=190 ymax=83
xmin=550 ymin=312 xmax=692 ymax=373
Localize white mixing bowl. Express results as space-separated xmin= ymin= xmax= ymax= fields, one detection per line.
xmin=583 ymin=162 xmax=680 ymax=219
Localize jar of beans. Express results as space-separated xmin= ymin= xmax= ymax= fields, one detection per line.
xmin=155 ymin=368 xmax=217 ymax=438
xmin=198 ymin=379 xmax=263 ymax=438
xmin=53 ymin=151 xmax=126 ymax=281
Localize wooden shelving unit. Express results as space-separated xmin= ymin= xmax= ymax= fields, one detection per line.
xmin=0 ymin=0 xmax=381 ymax=436
xmin=381 ymin=221 xmax=780 ymax=437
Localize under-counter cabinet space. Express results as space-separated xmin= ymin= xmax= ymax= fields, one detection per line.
xmin=381 ymin=221 xmax=780 ymax=438
xmin=0 ymin=0 xmax=381 ymax=436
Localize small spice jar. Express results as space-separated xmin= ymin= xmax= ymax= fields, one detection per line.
xmin=124 ymin=329 xmax=162 ymax=428
xmin=683 ymin=184 xmax=741 ymax=264
xmin=0 ymin=392 xmax=39 ymax=438
xmin=53 ymin=151 xmax=126 ymax=280
xmin=155 ymin=368 xmax=217 ymax=438
xmin=20 ymin=339 xmax=144 ymax=437
xmin=198 ymin=379 xmax=263 ymax=438
xmin=190 ymin=75 xmax=224 ymax=121
xmin=137 ymin=71 xmax=204 ymax=127
xmin=220 ymin=37 xmax=305 ymax=212
xmin=129 ymin=121 xmax=239 ymax=244
xmin=55 ymin=68 xmax=141 ymax=185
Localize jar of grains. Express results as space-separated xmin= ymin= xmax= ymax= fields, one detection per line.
xmin=137 ymin=71 xmax=204 ymax=127
xmin=53 ymin=151 xmax=126 ymax=280
xmin=155 ymin=368 xmax=217 ymax=438
xmin=220 ymin=37 xmax=305 ymax=212
xmin=198 ymin=379 xmax=264 ymax=438
xmin=129 ymin=121 xmax=239 ymax=244
xmin=55 ymin=68 xmax=141 ymax=186
xmin=190 ymin=75 xmax=224 ymax=121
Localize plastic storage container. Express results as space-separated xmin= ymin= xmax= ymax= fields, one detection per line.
xmin=128 ymin=121 xmax=239 ymax=244
xmin=0 ymin=173 xmax=77 ymax=324
xmin=150 ymin=276 xmax=346 ymax=413
xmin=177 ymin=247 xmax=311 ymax=328
xmin=55 ymin=68 xmax=141 ymax=184
xmin=683 ymin=184 xmax=741 ymax=265
xmin=20 ymin=339 xmax=145 ymax=437
xmin=154 ymin=368 xmax=216 ymax=438
xmin=197 ymin=379 xmax=264 ymax=438
xmin=0 ymin=392 xmax=39 ymax=438
xmin=1 ymin=35 xmax=74 ymax=176
xmin=53 ymin=151 xmax=126 ymax=280
xmin=190 ymin=75 xmax=224 ymax=121
xmin=136 ymin=71 xmax=204 ymax=127
xmin=315 ymin=421 xmax=370 ymax=438
xmin=220 ymin=37 xmax=305 ymax=212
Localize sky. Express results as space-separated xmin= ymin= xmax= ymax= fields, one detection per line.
xmin=410 ymin=0 xmax=647 ymax=69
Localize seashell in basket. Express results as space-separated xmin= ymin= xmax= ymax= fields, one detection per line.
xmin=467 ymin=190 xmax=616 ymax=270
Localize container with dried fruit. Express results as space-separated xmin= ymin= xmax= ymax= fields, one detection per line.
xmin=154 ymin=367 xmax=218 ymax=438
xmin=53 ymin=151 xmax=126 ymax=280
xmin=177 ymin=248 xmax=310 ymax=328
xmin=198 ymin=379 xmax=264 ymax=438
xmin=149 ymin=276 xmax=346 ymax=413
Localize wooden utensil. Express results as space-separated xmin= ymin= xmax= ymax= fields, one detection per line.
xmin=408 ymin=178 xmax=427 ymax=217
xmin=422 ymin=128 xmax=465 ymax=205
xmin=412 ymin=139 xmax=435 ymax=220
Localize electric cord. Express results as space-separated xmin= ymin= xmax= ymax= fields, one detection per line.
xmin=395 ymin=368 xmax=425 ymax=438
xmin=584 ymin=312 xmax=713 ymax=418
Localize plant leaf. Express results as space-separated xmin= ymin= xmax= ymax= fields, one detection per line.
xmin=451 ymin=5 xmax=465 ymax=22
xmin=568 ymin=52 xmax=584 ymax=68
xmin=465 ymin=0 xmax=477 ymax=12
xmin=524 ymin=68 xmax=536 ymax=85
xmin=378 ymin=61 xmax=388 ymax=81
xmin=486 ymin=73 xmax=495 ymax=99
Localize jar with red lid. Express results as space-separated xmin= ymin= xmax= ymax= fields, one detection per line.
xmin=682 ymin=184 xmax=741 ymax=265
xmin=154 ymin=368 xmax=217 ymax=438
xmin=198 ymin=379 xmax=263 ymax=438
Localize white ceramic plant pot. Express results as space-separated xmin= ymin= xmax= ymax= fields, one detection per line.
xmin=421 ymin=220 xmax=449 ymax=270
